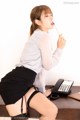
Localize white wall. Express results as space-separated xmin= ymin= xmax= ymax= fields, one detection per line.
xmin=0 ymin=0 xmax=80 ymax=86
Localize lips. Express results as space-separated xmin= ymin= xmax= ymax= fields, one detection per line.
xmin=51 ymin=22 xmax=55 ymax=25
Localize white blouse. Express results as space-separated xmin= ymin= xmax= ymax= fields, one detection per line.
xmin=17 ymin=29 xmax=63 ymax=92
xmin=18 ymin=29 xmax=62 ymax=73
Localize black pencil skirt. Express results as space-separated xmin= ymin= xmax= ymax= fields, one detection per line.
xmin=0 ymin=66 xmax=37 ymax=105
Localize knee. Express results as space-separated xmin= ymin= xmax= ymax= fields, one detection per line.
xmin=51 ymin=104 xmax=58 ymax=117
xmin=46 ymin=104 xmax=58 ymax=119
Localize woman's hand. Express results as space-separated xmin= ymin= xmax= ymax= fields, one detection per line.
xmin=57 ymin=34 xmax=66 ymax=49
xmin=44 ymin=88 xmax=51 ymax=97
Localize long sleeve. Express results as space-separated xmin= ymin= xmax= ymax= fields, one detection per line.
xmin=34 ymin=34 xmax=63 ymax=93
xmin=39 ymin=33 xmax=63 ymax=70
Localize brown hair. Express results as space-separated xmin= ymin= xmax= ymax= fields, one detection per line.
xmin=30 ymin=5 xmax=53 ymax=35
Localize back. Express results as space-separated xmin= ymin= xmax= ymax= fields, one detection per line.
xmin=17 ymin=29 xmax=49 ymax=73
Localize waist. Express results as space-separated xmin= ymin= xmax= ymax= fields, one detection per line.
xmin=16 ymin=64 xmax=42 ymax=74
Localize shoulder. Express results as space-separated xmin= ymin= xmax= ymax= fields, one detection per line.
xmin=33 ymin=29 xmax=50 ymax=44
xmin=34 ymin=29 xmax=49 ymax=39
xmin=30 ymin=29 xmax=51 ymax=47
xmin=39 ymin=32 xmax=50 ymax=47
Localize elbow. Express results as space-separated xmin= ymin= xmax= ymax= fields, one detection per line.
xmin=43 ymin=63 xmax=53 ymax=70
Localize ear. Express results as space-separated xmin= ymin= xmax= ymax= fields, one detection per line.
xmin=35 ymin=19 xmax=41 ymax=26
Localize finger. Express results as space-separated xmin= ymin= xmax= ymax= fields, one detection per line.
xmin=59 ymin=34 xmax=63 ymax=37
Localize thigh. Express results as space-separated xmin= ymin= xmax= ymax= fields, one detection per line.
xmin=28 ymin=92 xmax=57 ymax=116
xmin=6 ymin=96 xmax=27 ymax=116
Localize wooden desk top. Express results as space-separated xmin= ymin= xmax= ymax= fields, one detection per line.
xmin=52 ymin=86 xmax=80 ymax=109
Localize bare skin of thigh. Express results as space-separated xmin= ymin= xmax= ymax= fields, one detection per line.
xmin=6 ymin=87 xmax=58 ymax=120
xmin=29 ymin=92 xmax=58 ymax=120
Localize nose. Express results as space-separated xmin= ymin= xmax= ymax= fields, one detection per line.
xmin=50 ymin=15 xmax=53 ymax=20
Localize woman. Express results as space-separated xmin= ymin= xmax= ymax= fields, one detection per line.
xmin=0 ymin=5 xmax=66 ymax=120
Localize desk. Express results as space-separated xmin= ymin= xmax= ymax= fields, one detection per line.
xmin=28 ymin=86 xmax=80 ymax=120
xmin=0 ymin=86 xmax=80 ymax=120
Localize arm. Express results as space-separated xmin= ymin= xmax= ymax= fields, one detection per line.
xmin=39 ymin=34 xmax=66 ymax=70
xmin=34 ymin=34 xmax=66 ymax=93
xmin=33 ymin=48 xmax=62 ymax=93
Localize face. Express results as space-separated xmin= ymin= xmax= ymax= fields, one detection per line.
xmin=38 ymin=11 xmax=54 ymax=31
